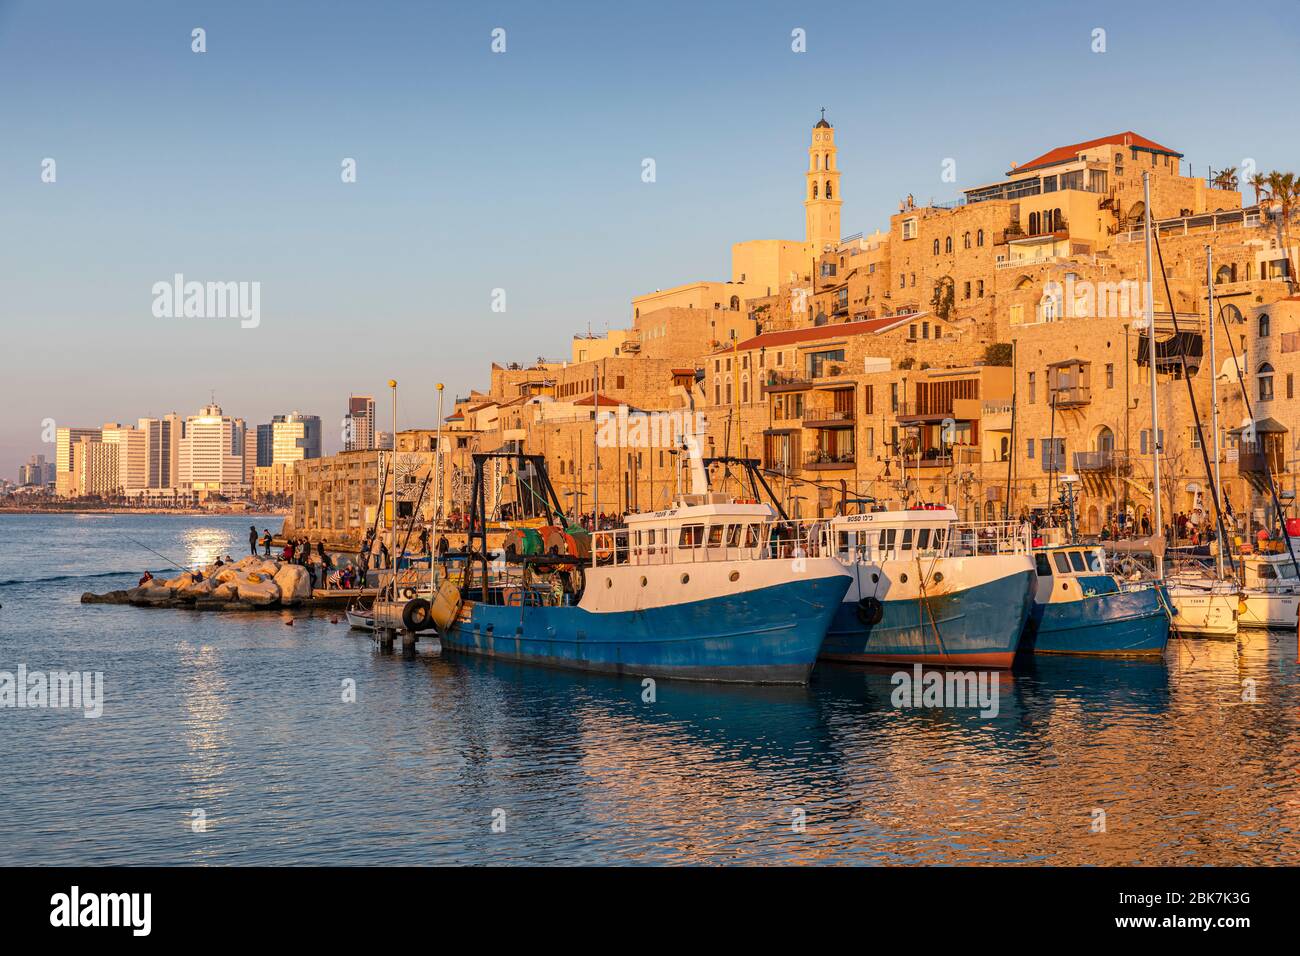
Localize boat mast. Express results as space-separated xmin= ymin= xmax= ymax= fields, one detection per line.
xmin=1206 ymin=249 xmax=1226 ymax=580
xmin=591 ymin=360 xmax=599 ymax=570
xmin=1143 ymin=173 xmax=1163 ymax=576
xmin=388 ymin=379 xmax=398 ymax=597
xmin=432 ymin=382 xmax=444 ymax=595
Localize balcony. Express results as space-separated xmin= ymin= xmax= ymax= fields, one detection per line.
xmin=1238 ymin=449 xmax=1269 ymax=475
xmin=763 ymin=372 xmax=811 ymax=394
xmin=1049 ymin=385 xmax=1092 ymax=408
xmin=1072 ymin=450 xmax=1131 ymax=475
xmin=803 ymin=408 xmax=855 ymax=428
xmin=805 ymin=450 xmax=856 ymax=471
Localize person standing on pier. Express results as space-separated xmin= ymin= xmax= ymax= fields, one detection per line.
xmin=248 ymin=525 xmax=259 ymax=556
xmin=418 ymin=526 xmax=430 ymax=555
xmin=261 ymin=529 xmax=273 ymax=557
xmin=379 ymin=540 xmax=391 ymax=570
xmin=316 ymin=541 xmax=334 ymax=588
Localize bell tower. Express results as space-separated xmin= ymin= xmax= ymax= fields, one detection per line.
xmin=805 ymin=109 xmax=842 ymax=252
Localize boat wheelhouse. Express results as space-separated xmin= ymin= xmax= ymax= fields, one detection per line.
xmin=815 ymin=505 xmax=1037 ymax=669
xmin=1239 ymin=547 xmax=1300 ymax=629
xmin=1026 ymin=544 xmax=1169 ymax=656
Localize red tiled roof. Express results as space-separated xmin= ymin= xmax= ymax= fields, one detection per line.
xmin=670 ymin=367 xmax=697 ymax=376
xmin=735 ymin=315 xmax=910 ymax=351
xmin=573 ymin=393 xmax=627 ymax=408
xmin=1012 ymin=132 xmax=1182 ymax=174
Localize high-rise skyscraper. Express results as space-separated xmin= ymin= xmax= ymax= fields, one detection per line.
xmin=101 ymin=422 xmax=148 ymax=493
xmin=345 ymin=395 xmax=375 ymax=451
xmin=271 ymin=412 xmax=322 ymax=465
xmin=256 ymin=421 xmax=276 ymax=468
xmin=54 ymin=426 xmax=101 ymax=497
xmin=140 ymin=414 xmax=182 ymax=489
xmin=178 ymin=403 xmax=248 ymax=496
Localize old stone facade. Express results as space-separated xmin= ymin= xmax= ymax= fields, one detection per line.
xmin=290 ymin=121 xmax=1299 ymax=539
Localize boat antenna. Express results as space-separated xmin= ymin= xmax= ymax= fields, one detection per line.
xmin=1151 ymin=224 xmax=1235 ymax=577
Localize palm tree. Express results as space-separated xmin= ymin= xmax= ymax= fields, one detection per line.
xmin=1249 ymin=171 xmax=1267 ymax=207
xmin=1265 ymin=171 xmax=1299 ymax=290
xmin=1212 ymin=166 xmax=1239 ymax=191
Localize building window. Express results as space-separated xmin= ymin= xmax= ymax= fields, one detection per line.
xmin=1289 ymin=372 xmax=1295 ymax=400
xmin=1028 ymin=371 xmax=1036 ymax=404
xmin=902 ymin=218 xmax=918 ymax=240
xmin=1258 ymin=363 xmax=1275 ymax=401
xmin=963 ymin=281 xmax=971 ymax=299
xmin=909 ymin=323 xmax=917 ymax=339
xmin=933 ymin=239 xmax=940 ymax=255
xmin=1259 ymin=313 xmax=1271 ymax=337
xmin=945 ymin=236 xmax=953 ymax=254
xmin=1106 ymin=363 xmax=1114 ymax=389
xmin=865 ymin=384 xmax=874 ymax=415
xmin=1026 ymin=438 xmax=1035 ymax=460
xmin=976 ymin=229 xmax=984 ymax=246
xmin=976 ymin=280 xmax=984 ymax=297
xmin=963 ymin=232 xmax=971 ymax=249
xmin=890 ymin=383 xmax=899 ymax=413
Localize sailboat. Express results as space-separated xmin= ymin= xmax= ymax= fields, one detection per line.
xmin=1138 ymin=174 xmax=1240 ymax=638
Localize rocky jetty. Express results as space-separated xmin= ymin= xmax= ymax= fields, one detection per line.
xmin=81 ymin=555 xmax=313 ymax=611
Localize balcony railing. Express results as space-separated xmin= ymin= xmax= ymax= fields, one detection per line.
xmin=1072 ymin=449 xmax=1131 ymax=474
xmin=803 ymin=408 xmax=854 ymax=427
xmin=1049 ymin=385 xmax=1091 ymax=407
xmin=805 ymin=451 xmax=856 ymax=470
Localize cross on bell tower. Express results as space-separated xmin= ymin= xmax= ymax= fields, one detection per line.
xmin=805 ymin=110 xmax=841 ymax=252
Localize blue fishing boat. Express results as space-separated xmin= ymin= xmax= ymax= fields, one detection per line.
xmin=429 ymin=451 xmax=850 ymax=684
xmin=1023 ymin=544 xmax=1169 ymax=656
xmin=815 ymin=506 xmax=1037 ymax=669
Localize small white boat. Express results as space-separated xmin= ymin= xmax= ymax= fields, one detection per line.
xmin=1165 ymin=573 xmax=1239 ymax=638
xmin=345 ymin=606 xmax=375 ymax=631
xmin=1239 ymin=549 xmax=1300 ymax=629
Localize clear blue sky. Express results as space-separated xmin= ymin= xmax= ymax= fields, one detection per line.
xmin=3 ymin=0 xmax=1297 ymax=474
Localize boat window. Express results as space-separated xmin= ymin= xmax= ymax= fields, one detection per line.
xmin=707 ymin=525 xmax=725 ymax=548
xmin=837 ymin=531 xmax=852 ymax=555
xmin=901 ymin=528 xmax=914 ymax=551
xmin=679 ymin=524 xmax=704 ymax=548
xmin=1035 ymin=553 xmax=1053 ymax=576
xmin=1053 ymin=552 xmax=1072 ymax=574
xmin=1259 ymin=564 xmax=1278 ymax=579
xmin=745 ymin=524 xmax=760 ymax=548
xmin=1282 ymin=564 xmax=1298 ymax=579
xmin=1068 ymin=551 xmax=1086 ymax=572
xmin=881 ymin=528 xmax=897 ymax=551
xmin=1085 ymin=550 xmax=1102 ymax=572
xmin=933 ymin=528 xmax=945 ymax=550
xmin=647 ymin=529 xmax=656 ymax=546
xmin=917 ymin=528 xmax=931 ymax=550
xmin=726 ymin=524 xmax=742 ymax=548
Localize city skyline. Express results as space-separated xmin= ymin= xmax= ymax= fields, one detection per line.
xmin=4 ymin=0 xmax=1300 ymax=475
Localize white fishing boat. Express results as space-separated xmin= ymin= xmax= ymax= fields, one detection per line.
xmin=345 ymin=604 xmax=375 ymax=631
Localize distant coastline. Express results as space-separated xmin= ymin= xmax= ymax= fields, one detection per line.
xmin=0 ymin=506 xmax=289 ymax=517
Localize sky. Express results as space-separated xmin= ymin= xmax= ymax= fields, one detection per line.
xmin=2 ymin=0 xmax=1298 ymax=475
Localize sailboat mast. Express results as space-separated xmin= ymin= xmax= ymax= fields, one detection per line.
xmin=1143 ymin=173 xmax=1163 ymax=574
xmin=1206 ymin=247 xmax=1225 ymax=579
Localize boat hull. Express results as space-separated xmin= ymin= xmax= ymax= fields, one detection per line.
xmin=1026 ymin=585 xmax=1169 ymax=656
xmin=1239 ymin=591 xmax=1300 ymax=629
xmin=441 ymin=573 xmax=850 ymax=684
xmin=1166 ymin=585 xmax=1238 ymax=638
xmin=819 ymin=562 xmax=1036 ymax=669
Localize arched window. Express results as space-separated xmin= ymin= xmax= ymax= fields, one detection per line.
xmin=932 ymin=239 xmax=940 ymax=255
xmin=729 ymin=295 xmax=740 ymax=310
xmin=1053 ymin=208 xmax=1064 ymax=231
xmin=1259 ymin=312 xmax=1271 ymax=337
xmin=1215 ymin=265 xmax=1233 ymax=284
xmin=1029 ymin=212 xmax=1040 ymax=234
xmin=812 ymin=182 xmax=818 ymax=199
xmin=1258 ymin=363 xmax=1275 ymax=401
xmin=976 ymin=229 xmax=984 ymax=246
xmin=825 ymin=180 xmax=832 ymax=199
xmin=945 ymin=236 xmax=953 ymax=253
xmin=963 ymin=232 xmax=971 ymax=249
xmin=815 ymin=155 xmax=821 ymax=170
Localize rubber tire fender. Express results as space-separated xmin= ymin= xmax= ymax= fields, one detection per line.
xmin=402 ymin=598 xmax=432 ymax=631
xmin=856 ymin=596 xmax=884 ymax=627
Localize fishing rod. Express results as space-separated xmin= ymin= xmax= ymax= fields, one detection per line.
xmin=121 ymin=534 xmax=189 ymax=573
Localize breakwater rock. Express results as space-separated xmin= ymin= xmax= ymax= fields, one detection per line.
xmin=81 ymin=555 xmax=313 ymax=611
